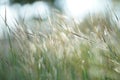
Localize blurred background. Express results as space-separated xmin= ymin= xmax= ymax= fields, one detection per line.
xmin=0 ymin=1 xmax=120 ymax=80
xmin=0 ymin=0 xmax=120 ymax=38
xmin=0 ymin=0 xmax=119 ymax=21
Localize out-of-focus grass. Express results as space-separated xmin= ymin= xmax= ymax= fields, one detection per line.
xmin=0 ymin=9 xmax=120 ymax=80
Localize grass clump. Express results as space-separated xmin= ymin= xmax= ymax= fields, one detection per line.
xmin=0 ymin=9 xmax=120 ymax=80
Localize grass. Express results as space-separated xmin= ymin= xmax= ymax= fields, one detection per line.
xmin=0 ymin=8 xmax=120 ymax=80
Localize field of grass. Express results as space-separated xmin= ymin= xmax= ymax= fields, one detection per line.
xmin=0 ymin=9 xmax=120 ymax=80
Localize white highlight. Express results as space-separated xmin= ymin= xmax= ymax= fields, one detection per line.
xmin=0 ymin=5 xmax=19 ymax=39
xmin=32 ymin=1 xmax=50 ymax=19
xmin=56 ymin=0 xmax=111 ymax=19
xmin=20 ymin=1 xmax=50 ymax=21
xmin=0 ymin=0 xmax=10 ymax=5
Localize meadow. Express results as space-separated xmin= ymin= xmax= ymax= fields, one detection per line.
xmin=0 ymin=8 xmax=120 ymax=80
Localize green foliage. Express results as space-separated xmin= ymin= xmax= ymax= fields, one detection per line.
xmin=11 ymin=0 xmax=55 ymax=4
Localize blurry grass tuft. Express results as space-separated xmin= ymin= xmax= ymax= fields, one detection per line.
xmin=0 ymin=9 xmax=120 ymax=80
